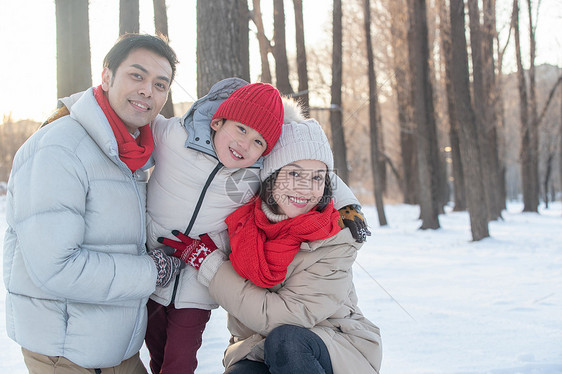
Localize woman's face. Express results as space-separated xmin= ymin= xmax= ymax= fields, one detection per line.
xmin=272 ymin=159 xmax=328 ymax=218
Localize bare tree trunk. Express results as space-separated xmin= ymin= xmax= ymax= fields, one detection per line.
xmin=376 ymin=99 xmax=388 ymax=194
xmin=449 ymin=0 xmax=489 ymax=240
xmin=408 ymin=0 xmax=439 ymax=229
xmin=330 ymin=0 xmax=349 ymax=184
xmin=495 ymin=5 xmax=511 ymax=209
xmin=196 ymin=0 xmax=250 ymax=97
xmin=426 ymin=1 xmax=448 ymax=214
xmin=273 ymin=0 xmax=293 ymax=94
xmin=390 ymin=0 xmax=417 ymax=204
xmin=251 ymin=0 xmax=272 ymax=83
xmin=364 ymin=0 xmax=387 ymax=226
xmin=293 ymin=0 xmax=310 ymax=116
xmin=56 ymin=0 xmax=92 ymax=99
xmin=526 ymin=0 xmax=540 ymax=210
xmin=153 ymin=0 xmax=168 ymax=36
xmin=512 ymin=0 xmax=536 ymax=212
xmin=120 ymin=0 xmax=139 ymax=35
xmin=468 ymin=0 xmax=497 ymax=221
xmin=153 ymin=0 xmax=174 ymax=118
xmin=544 ymin=154 xmax=553 ymax=208
xmin=438 ymin=0 xmax=465 ymax=211
xmin=482 ymin=0 xmax=504 ymax=216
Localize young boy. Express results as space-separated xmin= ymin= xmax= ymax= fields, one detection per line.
xmin=144 ymin=78 xmax=285 ymax=374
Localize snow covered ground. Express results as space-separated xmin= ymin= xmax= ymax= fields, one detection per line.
xmin=1 ymin=194 xmax=561 ymax=373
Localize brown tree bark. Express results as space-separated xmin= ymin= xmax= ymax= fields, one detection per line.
xmin=482 ymin=0 xmax=504 ymax=217
xmin=364 ymin=0 xmax=387 ymax=226
xmin=153 ymin=0 xmax=174 ymax=118
xmin=330 ymin=0 xmax=349 ymax=184
xmin=196 ymin=0 xmax=250 ymax=97
xmin=525 ymin=0 xmax=540 ymax=211
xmin=273 ymin=0 xmax=293 ymax=94
xmin=120 ymin=0 xmax=139 ymax=35
xmin=512 ymin=0 xmax=536 ymax=212
xmin=293 ymin=0 xmax=310 ymax=116
xmin=449 ymin=0 xmax=489 ymax=240
xmin=438 ymin=0 xmax=465 ymax=211
xmin=55 ymin=0 xmax=92 ymax=99
xmin=390 ymin=0 xmax=417 ymax=205
xmin=425 ymin=1 xmax=448 ymax=214
xmin=468 ymin=0 xmax=497 ymax=221
xmin=495 ymin=5 xmax=512 ymax=209
xmin=408 ymin=0 xmax=439 ymax=229
xmin=251 ymin=0 xmax=272 ymax=83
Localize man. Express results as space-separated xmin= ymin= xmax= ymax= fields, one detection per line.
xmin=3 ymin=34 xmax=182 ymax=374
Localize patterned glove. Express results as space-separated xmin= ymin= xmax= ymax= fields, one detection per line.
xmin=158 ymin=231 xmax=218 ymax=270
xmin=338 ymin=204 xmax=372 ymax=243
xmin=148 ymin=248 xmax=183 ymax=287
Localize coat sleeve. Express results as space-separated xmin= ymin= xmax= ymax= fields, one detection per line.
xmin=209 ymin=244 xmax=356 ymax=336
xmin=12 ymin=144 xmax=157 ymax=303
xmin=331 ymin=173 xmax=360 ymax=209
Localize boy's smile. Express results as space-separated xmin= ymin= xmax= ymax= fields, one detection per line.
xmin=211 ymin=119 xmax=267 ymax=168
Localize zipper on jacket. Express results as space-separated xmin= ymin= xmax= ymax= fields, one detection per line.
xmin=170 ymin=162 xmax=223 ymax=303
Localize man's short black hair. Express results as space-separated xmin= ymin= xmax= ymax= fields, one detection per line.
xmin=103 ymin=33 xmax=179 ymax=82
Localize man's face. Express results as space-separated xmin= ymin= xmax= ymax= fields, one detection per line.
xmin=101 ymin=48 xmax=172 ymax=133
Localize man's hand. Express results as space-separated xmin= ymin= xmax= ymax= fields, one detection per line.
xmin=148 ymin=249 xmax=183 ymax=287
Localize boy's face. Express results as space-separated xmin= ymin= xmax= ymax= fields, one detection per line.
xmin=211 ymin=119 xmax=267 ymax=168
xmin=101 ymin=48 xmax=172 ymax=134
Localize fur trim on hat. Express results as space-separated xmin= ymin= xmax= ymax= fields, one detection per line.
xmin=282 ymin=97 xmax=306 ymax=124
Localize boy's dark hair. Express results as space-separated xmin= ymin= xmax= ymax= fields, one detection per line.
xmin=103 ymin=33 xmax=179 ymax=82
xmin=259 ymin=170 xmax=333 ymax=215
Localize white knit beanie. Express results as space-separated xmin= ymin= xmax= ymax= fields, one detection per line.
xmin=261 ymin=119 xmax=334 ymax=181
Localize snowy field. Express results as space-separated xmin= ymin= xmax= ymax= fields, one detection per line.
xmin=1 ymin=194 xmax=561 ymax=374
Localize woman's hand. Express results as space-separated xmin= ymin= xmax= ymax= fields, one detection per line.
xmin=338 ymin=204 xmax=371 ymax=243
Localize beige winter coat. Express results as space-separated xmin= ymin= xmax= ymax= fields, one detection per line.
xmin=207 ymin=229 xmax=382 ymax=374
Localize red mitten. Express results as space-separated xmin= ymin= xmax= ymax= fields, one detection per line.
xmin=158 ymin=231 xmax=218 ymax=269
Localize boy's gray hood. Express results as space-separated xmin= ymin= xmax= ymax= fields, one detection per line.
xmin=182 ymin=77 xmax=263 ymax=168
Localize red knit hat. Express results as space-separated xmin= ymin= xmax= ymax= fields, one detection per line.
xmin=212 ymin=83 xmax=284 ymax=156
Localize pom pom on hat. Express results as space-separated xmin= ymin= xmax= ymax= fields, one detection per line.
xmin=212 ymin=82 xmax=284 ymax=156
xmin=261 ymin=119 xmax=334 ymax=181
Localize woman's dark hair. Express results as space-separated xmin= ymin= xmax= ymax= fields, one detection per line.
xmin=259 ymin=170 xmax=333 ymax=215
xmin=103 ymin=33 xmax=179 ymax=82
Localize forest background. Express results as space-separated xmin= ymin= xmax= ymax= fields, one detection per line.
xmin=0 ymin=0 xmax=561 ymax=241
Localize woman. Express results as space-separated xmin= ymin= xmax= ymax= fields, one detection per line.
xmin=191 ymin=115 xmax=382 ymax=374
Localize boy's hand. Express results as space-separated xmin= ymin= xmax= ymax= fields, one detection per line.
xmin=158 ymin=231 xmax=218 ymax=269
xmin=338 ymin=204 xmax=371 ymax=243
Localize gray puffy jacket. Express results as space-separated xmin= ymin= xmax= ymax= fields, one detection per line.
xmin=3 ymin=88 xmax=157 ymax=368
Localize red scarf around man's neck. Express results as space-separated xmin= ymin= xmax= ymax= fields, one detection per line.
xmin=226 ymin=197 xmax=341 ymax=288
xmin=93 ymin=85 xmax=154 ymax=172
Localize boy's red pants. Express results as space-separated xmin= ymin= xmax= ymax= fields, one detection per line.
xmin=145 ymin=299 xmax=211 ymax=374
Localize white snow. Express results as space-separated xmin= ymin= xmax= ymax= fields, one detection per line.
xmin=1 ymin=194 xmax=561 ymax=373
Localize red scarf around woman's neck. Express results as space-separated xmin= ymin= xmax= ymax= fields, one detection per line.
xmin=93 ymin=85 xmax=154 ymax=172
xmin=226 ymin=197 xmax=341 ymax=288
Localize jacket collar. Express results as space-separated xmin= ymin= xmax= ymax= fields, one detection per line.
xmin=300 ymin=228 xmax=363 ymax=252
xmin=61 ymin=88 xmax=154 ymax=172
